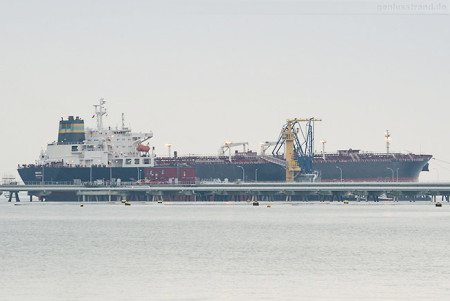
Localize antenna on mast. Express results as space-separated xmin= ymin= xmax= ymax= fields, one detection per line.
xmin=93 ymin=98 xmax=107 ymax=131
xmin=385 ymin=130 xmax=391 ymax=154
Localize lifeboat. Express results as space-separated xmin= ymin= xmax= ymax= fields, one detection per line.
xmin=137 ymin=144 xmax=150 ymax=152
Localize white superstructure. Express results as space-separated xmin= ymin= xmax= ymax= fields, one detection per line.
xmin=38 ymin=99 xmax=154 ymax=168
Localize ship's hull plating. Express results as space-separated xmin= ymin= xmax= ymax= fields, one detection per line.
xmin=18 ymin=158 xmax=429 ymax=184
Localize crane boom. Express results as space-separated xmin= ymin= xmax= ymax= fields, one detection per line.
xmin=219 ymin=141 xmax=249 ymax=162
xmin=260 ymin=141 xmax=277 ymax=155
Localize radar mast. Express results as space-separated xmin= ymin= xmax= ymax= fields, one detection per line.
xmin=93 ymin=98 xmax=107 ymax=131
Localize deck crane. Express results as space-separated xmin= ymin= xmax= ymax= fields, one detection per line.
xmin=219 ymin=141 xmax=249 ymax=162
xmin=272 ymin=118 xmax=322 ymax=182
xmin=260 ymin=141 xmax=277 ymax=156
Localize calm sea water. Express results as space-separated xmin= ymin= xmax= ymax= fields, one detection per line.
xmin=0 ymin=200 xmax=449 ymax=301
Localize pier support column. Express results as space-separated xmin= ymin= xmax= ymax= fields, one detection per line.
xmin=8 ymin=192 xmax=20 ymax=202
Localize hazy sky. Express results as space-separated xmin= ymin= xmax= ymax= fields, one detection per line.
xmin=1 ymin=0 xmax=449 ymax=181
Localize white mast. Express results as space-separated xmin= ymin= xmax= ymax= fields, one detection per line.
xmin=385 ymin=130 xmax=391 ymax=154
xmin=121 ymin=113 xmax=129 ymax=130
xmin=93 ymin=98 xmax=107 ymax=131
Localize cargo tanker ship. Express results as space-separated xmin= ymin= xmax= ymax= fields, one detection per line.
xmin=17 ymin=100 xmax=432 ymax=190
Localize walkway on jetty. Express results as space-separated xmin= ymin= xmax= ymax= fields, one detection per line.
xmin=2 ymin=182 xmax=450 ymax=202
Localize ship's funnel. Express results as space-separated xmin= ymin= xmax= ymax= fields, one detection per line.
xmin=58 ymin=116 xmax=85 ymax=144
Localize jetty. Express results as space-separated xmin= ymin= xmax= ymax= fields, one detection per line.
xmin=2 ymin=182 xmax=450 ymax=202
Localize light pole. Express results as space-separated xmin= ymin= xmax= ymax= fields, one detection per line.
xmin=336 ymin=166 xmax=342 ymax=182
xmin=387 ymin=167 xmax=394 ymax=182
xmin=255 ymin=169 xmax=258 ymax=182
xmin=165 ymin=143 xmax=172 ymax=157
xmin=321 ymin=139 xmax=326 ymax=160
xmin=237 ymin=165 xmax=245 ymax=182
